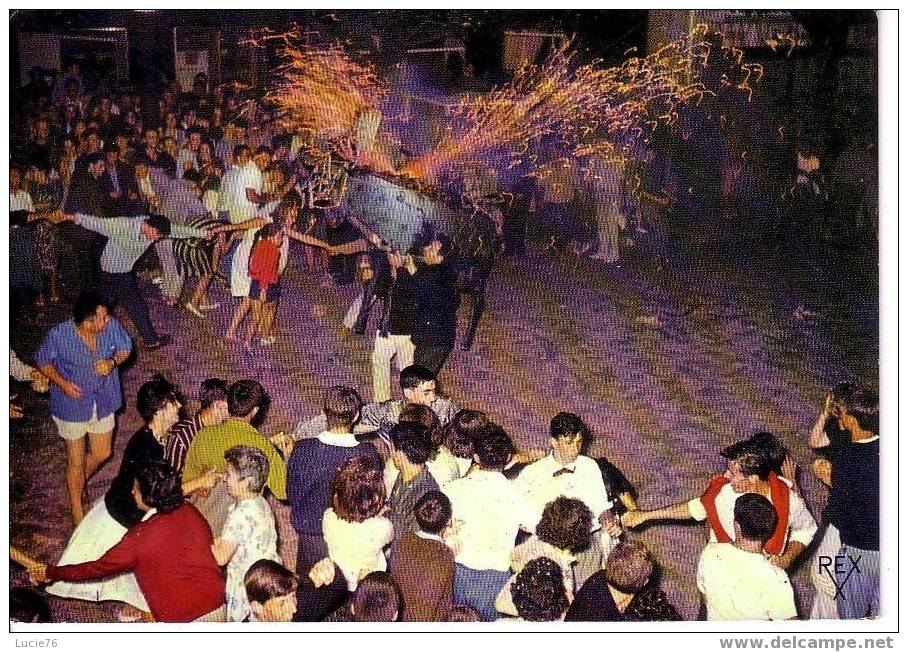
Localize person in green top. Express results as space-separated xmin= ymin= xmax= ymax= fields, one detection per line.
xmin=184 ymin=379 xmax=290 ymax=535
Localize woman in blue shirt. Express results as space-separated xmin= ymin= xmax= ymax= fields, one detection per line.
xmin=36 ymin=291 xmax=132 ymax=526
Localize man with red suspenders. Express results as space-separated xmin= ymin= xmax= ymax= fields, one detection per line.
xmin=622 ymin=437 xmax=817 ymax=571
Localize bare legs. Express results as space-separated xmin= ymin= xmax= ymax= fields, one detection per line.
xmin=225 ymin=297 xmax=252 ymax=343
xmin=63 ymin=430 xmax=113 ymax=526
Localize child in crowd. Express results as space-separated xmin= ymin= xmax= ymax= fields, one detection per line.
xmin=244 ymin=223 xmax=284 ymax=351
xmin=323 ymin=455 xmax=393 ymax=592
xmin=211 ymin=445 xmax=281 ymax=622
xmin=244 ymin=559 xmax=298 ymax=622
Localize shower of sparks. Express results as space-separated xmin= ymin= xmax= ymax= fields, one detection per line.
xmin=246 ymin=25 xmax=388 ymax=165
xmin=402 ymin=23 xmax=757 ymax=187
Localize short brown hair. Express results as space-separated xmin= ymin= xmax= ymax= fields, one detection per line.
xmin=604 ymin=540 xmax=654 ymax=594
xmin=535 ymin=497 xmax=593 ymax=554
xmin=414 ymin=490 xmax=451 ymax=534
xmin=399 ymin=403 xmax=443 ymax=452
xmin=323 ymin=385 xmax=363 ymax=430
xmin=245 ymin=559 xmax=297 ymax=605
xmin=352 ymin=572 xmax=401 ymax=622
xmin=444 ymin=409 xmax=488 ymax=459
xmin=331 ymin=454 xmax=386 ymax=523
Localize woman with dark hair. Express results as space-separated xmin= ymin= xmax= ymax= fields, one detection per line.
xmin=323 ymin=455 xmax=393 ymax=592
xmin=45 ymin=375 xmax=220 ymax=620
xmin=443 ymin=409 xmax=489 ymax=477
xmin=25 ymin=463 xmax=227 ymax=623
xmin=495 ymin=496 xmax=593 ymax=617
xmin=385 ymin=403 xmax=460 ymax=490
xmin=35 ymin=291 xmax=132 ymax=525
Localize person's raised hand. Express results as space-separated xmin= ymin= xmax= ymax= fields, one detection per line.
xmin=308 ymin=557 xmax=336 ymax=588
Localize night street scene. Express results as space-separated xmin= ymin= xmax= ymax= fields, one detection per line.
xmin=8 ymin=8 xmax=891 ymax=630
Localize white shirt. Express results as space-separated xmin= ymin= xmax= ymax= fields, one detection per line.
xmin=218 ymin=161 xmax=262 ymax=222
xmin=322 ymin=508 xmax=393 ymax=591
xmin=697 ymin=542 xmax=797 ymax=621
xmin=316 ymin=431 xmax=359 ymax=447
xmin=514 ymin=454 xmax=613 ymax=527
xmin=687 ymin=478 xmax=818 ymax=548
xmin=442 ymin=469 xmax=538 ymax=572
xmin=10 ymin=349 xmax=34 ymax=382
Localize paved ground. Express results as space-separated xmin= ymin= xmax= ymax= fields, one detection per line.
xmin=9 ymin=216 xmax=878 ymax=622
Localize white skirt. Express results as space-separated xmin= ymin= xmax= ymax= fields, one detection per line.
xmin=45 ymin=498 xmax=151 ymax=612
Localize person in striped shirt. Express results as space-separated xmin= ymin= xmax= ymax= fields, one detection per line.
xmin=164 ymin=378 xmax=229 ymax=473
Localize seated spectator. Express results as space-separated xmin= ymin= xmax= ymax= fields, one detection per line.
xmin=10 ymin=588 xmax=52 ymax=623
xmin=389 ymin=490 xmax=455 ymax=621
xmin=511 ymin=557 xmax=569 ymax=622
xmin=386 ymin=422 xmax=439 ymax=543
xmin=566 ymin=540 xmax=679 ymax=622
xmin=26 ymin=463 xmax=227 ymax=623
xmin=697 ymin=493 xmax=797 ymax=621
xmin=496 ymin=496 xmax=593 ymax=617
xmin=323 ymin=455 xmax=393 ymax=592
xmin=287 ymin=385 xmax=381 ymax=621
xmin=395 ymin=403 xmax=460 ymax=486
xmin=183 ymin=379 xmax=287 ymax=536
xmin=164 ymin=378 xmax=229 ymax=473
xmin=325 ymin=571 xmax=403 ymax=622
xmin=443 ymin=426 xmax=538 ymax=621
xmin=245 ymin=559 xmax=298 ymax=622
xmin=212 ymin=445 xmax=281 ymax=622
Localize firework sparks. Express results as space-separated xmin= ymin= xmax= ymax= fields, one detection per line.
xmin=402 ymin=24 xmax=759 ymax=186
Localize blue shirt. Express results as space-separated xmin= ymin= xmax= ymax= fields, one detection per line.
xmin=35 ymin=318 xmax=132 ymax=421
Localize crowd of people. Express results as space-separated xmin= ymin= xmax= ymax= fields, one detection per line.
xmin=10 ymin=64 xmax=880 ymax=624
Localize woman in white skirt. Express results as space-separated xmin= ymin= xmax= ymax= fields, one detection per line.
xmin=46 ymin=375 xmax=220 ymax=620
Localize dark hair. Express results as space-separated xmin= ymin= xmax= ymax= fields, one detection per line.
xmin=352 ymin=572 xmax=401 ymax=622
xmin=103 ymin=142 xmax=119 ymax=154
xmin=225 ymin=445 xmax=270 ymax=494
xmin=536 ymin=497 xmax=593 ymax=554
xmin=604 ymin=540 xmax=654 ymax=594
xmin=829 ymin=381 xmax=856 ymax=403
xmin=245 ymin=559 xmax=297 ymax=605
xmin=399 ymin=364 xmax=435 ymax=390
xmin=747 ymin=432 xmax=788 ymax=476
xmin=720 ymin=439 xmax=773 ymax=481
xmin=10 ymin=588 xmax=52 ymax=623
xmin=144 ymin=215 xmax=172 ymax=238
xmin=399 ymin=403 xmax=443 ymax=453
xmin=414 ymin=490 xmax=451 ymax=535
xmin=733 ymin=493 xmax=778 ymax=543
xmin=270 ymin=193 xmax=302 ymax=225
xmin=199 ymin=378 xmax=228 ymax=409
xmin=511 ymin=557 xmax=568 ymax=622
xmin=389 ymin=422 xmax=433 ymax=465
xmin=444 ymin=409 xmax=488 ymax=459
xmin=182 ymin=169 xmax=204 ymax=185
xmin=841 ymin=387 xmax=879 ymax=436
xmin=331 ymin=454 xmax=386 ymax=523
xmin=136 ymin=462 xmax=184 ymax=514
xmin=255 ymin=221 xmax=282 ymax=244
xmin=228 ymin=379 xmax=268 ymax=418
xmin=136 ymin=374 xmax=181 ymax=423
xmin=550 ymin=411 xmax=590 ymax=442
xmin=473 ymin=423 xmax=514 ymax=471
xmin=254 ymin=145 xmax=273 ymax=158
xmin=85 ymin=151 xmax=105 ymax=166
xmin=233 ymin=144 xmax=251 ymax=160
xmin=448 ymin=604 xmax=484 ymax=622
xmin=322 ymin=385 xmax=362 ymax=429
xmin=73 ymin=290 xmax=111 ymax=324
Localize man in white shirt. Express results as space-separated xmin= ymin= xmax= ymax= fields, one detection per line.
xmin=697 ymin=493 xmax=798 ymax=620
xmin=443 ymin=428 xmax=538 ymax=621
xmin=623 ymin=435 xmax=817 ymax=571
xmin=514 ymin=412 xmax=620 ymax=581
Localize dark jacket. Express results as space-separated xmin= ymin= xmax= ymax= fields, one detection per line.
xmin=410 ymin=260 xmax=459 ymax=347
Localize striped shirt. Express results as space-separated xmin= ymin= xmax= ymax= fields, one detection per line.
xmin=165 ymin=414 xmax=204 ymax=473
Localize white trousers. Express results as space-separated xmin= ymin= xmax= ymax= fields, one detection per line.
xmin=371 ymin=332 xmax=415 ymax=402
